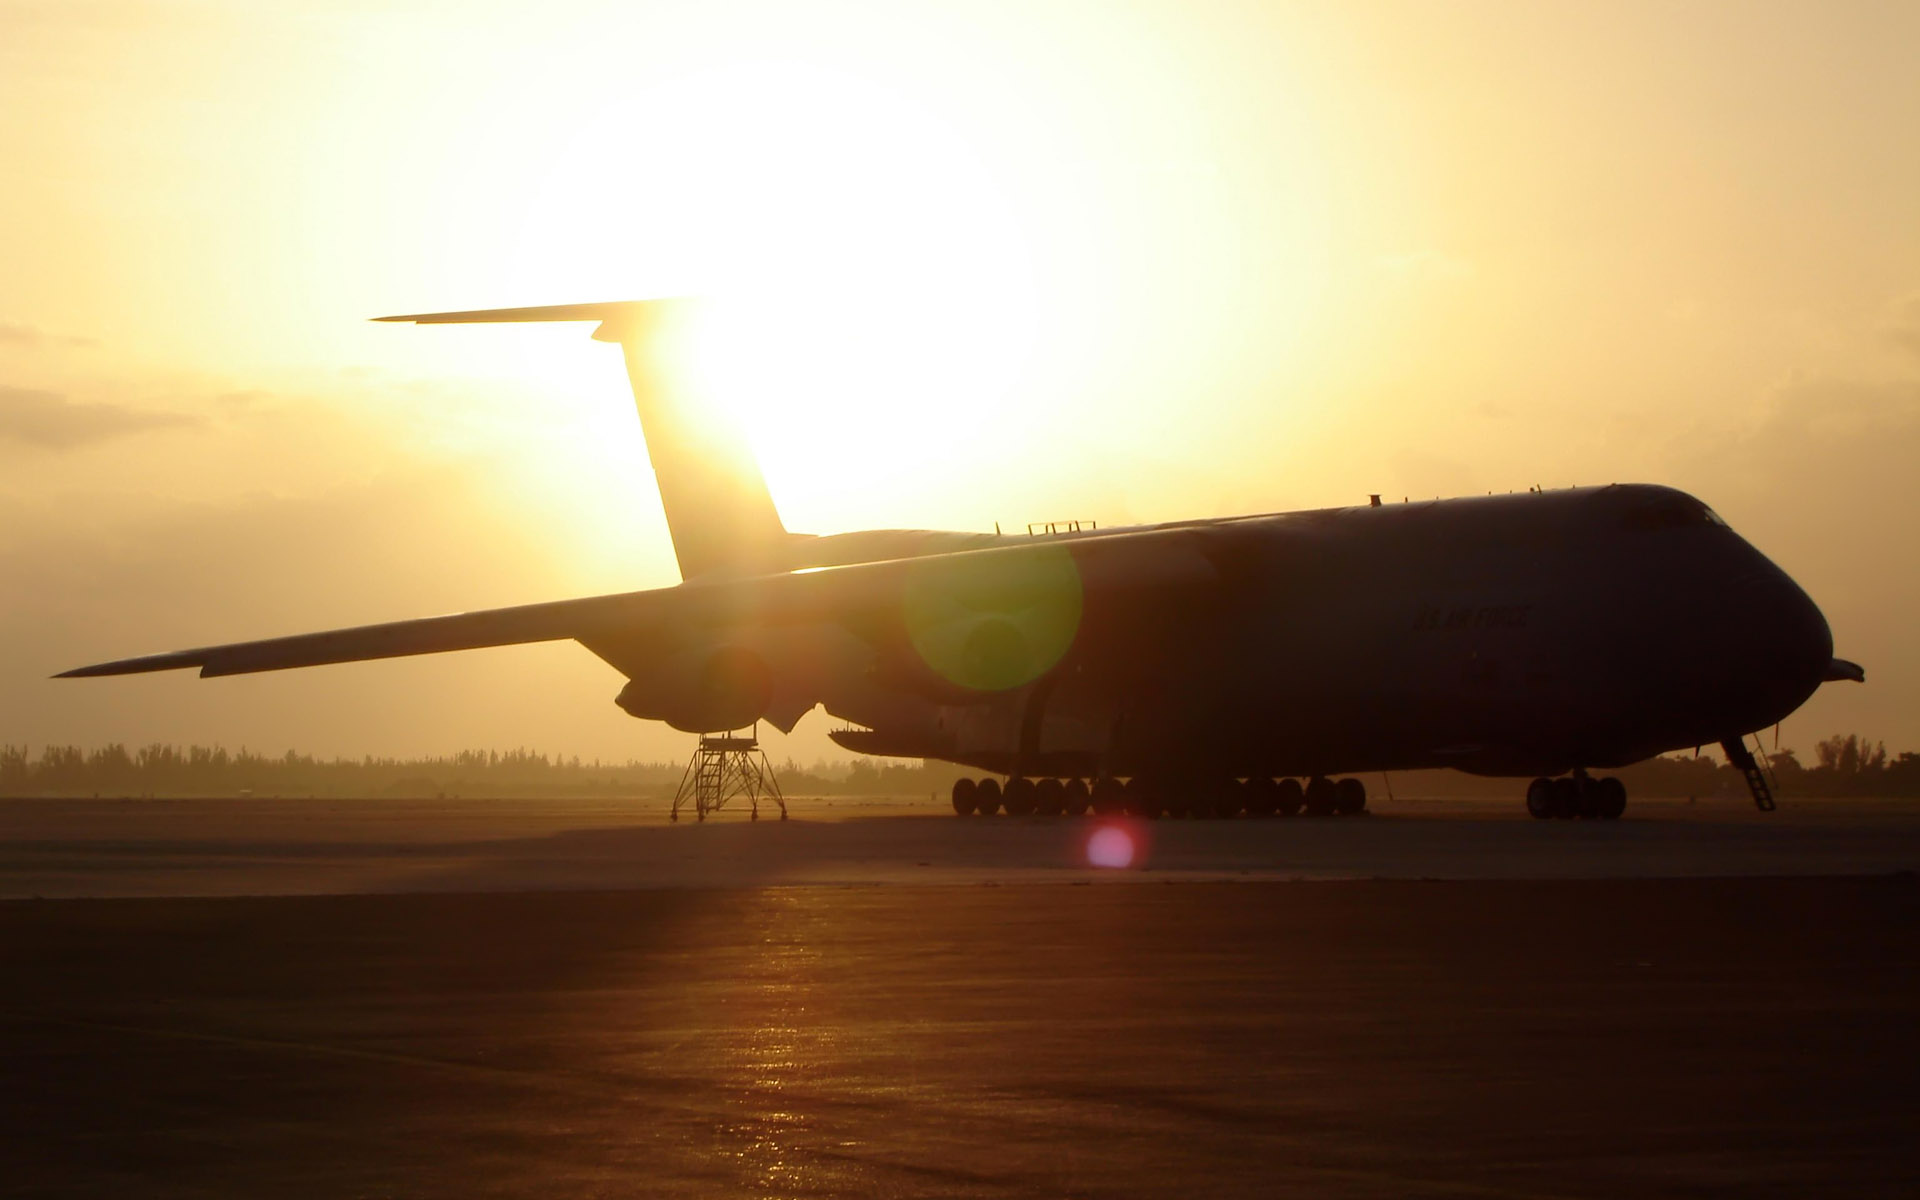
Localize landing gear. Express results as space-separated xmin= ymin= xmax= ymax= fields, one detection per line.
xmin=1211 ymin=779 xmax=1246 ymax=819
xmin=947 ymin=773 xmax=1368 ymax=818
xmin=1275 ymin=778 xmax=1304 ymax=817
xmin=1525 ymin=777 xmax=1554 ymax=819
xmin=1550 ymin=776 xmax=1580 ymax=819
xmin=1525 ymin=773 xmax=1627 ymax=820
xmin=975 ymin=777 xmax=1002 ymax=816
xmin=1594 ymin=776 xmax=1627 ymax=820
xmin=1126 ymin=776 xmax=1165 ymax=820
xmin=1303 ymin=775 xmax=1339 ymax=817
xmin=1246 ymin=777 xmax=1280 ymax=817
xmin=1334 ymin=777 xmax=1368 ymax=816
xmin=1034 ymin=777 xmax=1066 ymax=816
xmin=1003 ymin=777 xmax=1037 ymax=816
xmin=1063 ymin=778 xmax=1091 ymax=816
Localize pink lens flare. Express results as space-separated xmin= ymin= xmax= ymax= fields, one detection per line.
xmin=1086 ymin=824 xmax=1137 ymax=869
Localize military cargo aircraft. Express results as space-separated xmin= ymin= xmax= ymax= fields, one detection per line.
xmin=60 ymin=299 xmax=1863 ymax=820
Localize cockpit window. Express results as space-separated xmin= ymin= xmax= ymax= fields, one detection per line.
xmin=1621 ymin=493 xmax=1721 ymax=531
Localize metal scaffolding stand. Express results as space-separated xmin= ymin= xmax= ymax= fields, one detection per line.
xmin=670 ymin=726 xmax=787 ymax=822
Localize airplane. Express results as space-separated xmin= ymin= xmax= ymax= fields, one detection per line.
xmin=59 ymin=298 xmax=1864 ymax=821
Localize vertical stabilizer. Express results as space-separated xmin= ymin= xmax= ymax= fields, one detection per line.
xmin=376 ymin=299 xmax=789 ymax=579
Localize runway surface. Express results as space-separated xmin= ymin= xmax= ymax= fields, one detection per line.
xmin=3 ymin=793 xmax=1918 ymax=898
xmin=3 ymin=796 xmax=1917 ymax=1197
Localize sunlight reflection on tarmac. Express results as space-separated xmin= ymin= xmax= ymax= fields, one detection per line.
xmin=4 ymin=873 xmax=1915 ymax=1198
xmin=0 ymin=793 xmax=1915 ymax=899
xmin=1 ymin=796 xmax=1917 ymax=1196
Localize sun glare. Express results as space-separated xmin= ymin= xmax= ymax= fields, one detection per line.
xmin=1086 ymin=823 xmax=1138 ymax=869
xmin=488 ymin=63 xmax=1050 ymax=527
xmin=380 ymin=15 xmax=1329 ymax=554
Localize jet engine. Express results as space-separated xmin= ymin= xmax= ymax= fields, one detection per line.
xmin=614 ymin=644 xmax=774 ymax=733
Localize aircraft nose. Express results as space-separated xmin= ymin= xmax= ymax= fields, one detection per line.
xmin=1722 ymin=554 xmax=1833 ymax=724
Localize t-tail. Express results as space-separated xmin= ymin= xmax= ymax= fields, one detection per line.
xmin=375 ymin=299 xmax=789 ymax=579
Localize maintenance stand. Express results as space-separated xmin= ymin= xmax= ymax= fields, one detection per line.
xmin=670 ymin=726 xmax=787 ymax=822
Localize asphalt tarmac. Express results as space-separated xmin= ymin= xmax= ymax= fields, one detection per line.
xmin=3 ymin=797 xmax=1917 ymax=1197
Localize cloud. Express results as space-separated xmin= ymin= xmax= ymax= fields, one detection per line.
xmin=0 ymin=386 xmax=202 ymax=450
xmin=0 ymin=321 xmax=96 ymax=349
xmin=1884 ymin=293 xmax=1920 ymax=360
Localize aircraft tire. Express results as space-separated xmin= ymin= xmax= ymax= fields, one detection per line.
xmin=1091 ymin=776 xmax=1124 ymax=815
xmin=1549 ymin=776 xmax=1580 ymax=819
xmin=1597 ymin=776 xmax=1627 ymax=820
xmin=1034 ymin=777 xmax=1066 ymax=816
xmin=975 ymin=778 xmax=1002 ymax=816
xmin=1246 ymin=777 xmax=1280 ymax=817
xmin=1525 ymin=777 xmax=1554 ymax=819
xmin=1574 ymin=776 xmax=1603 ymax=819
xmin=1127 ymin=777 xmax=1165 ymax=820
xmin=1004 ymin=777 xmax=1037 ymax=817
xmin=1063 ymin=778 xmax=1091 ymax=816
xmin=1334 ymin=777 xmax=1367 ymax=816
xmin=1276 ymin=778 xmax=1304 ymax=817
xmin=1213 ymin=779 xmax=1246 ymax=818
xmin=1303 ymin=776 xmax=1338 ymax=817
xmin=951 ymin=778 xmax=977 ymax=817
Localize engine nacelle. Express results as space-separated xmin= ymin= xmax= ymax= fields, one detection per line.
xmin=614 ymin=645 xmax=773 ymax=733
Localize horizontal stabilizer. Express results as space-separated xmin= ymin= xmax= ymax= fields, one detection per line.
xmin=374 ymin=299 xmax=687 ymax=341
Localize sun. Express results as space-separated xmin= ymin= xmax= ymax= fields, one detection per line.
xmin=484 ymin=63 xmax=1051 ymax=531
xmin=397 ymin=35 xmax=1330 ymax=557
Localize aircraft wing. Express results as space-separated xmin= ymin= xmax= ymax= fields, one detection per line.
xmin=56 ymin=526 xmax=1221 ymax=680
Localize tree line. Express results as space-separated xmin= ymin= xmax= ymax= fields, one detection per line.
xmin=0 ymin=743 xmax=966 ymax=799
xmin=0 ymin=736 xmax=1911 ymax=799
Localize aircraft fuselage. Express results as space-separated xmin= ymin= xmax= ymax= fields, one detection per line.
xmin=834 ymin=484 xmax=1833 ymax=782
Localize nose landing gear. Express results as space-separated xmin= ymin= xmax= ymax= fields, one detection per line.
xmin=1526 ymin=772 xmax=1626 ymax=820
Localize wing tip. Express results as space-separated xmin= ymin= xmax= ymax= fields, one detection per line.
xmin=54 ymin=653 xmax=207 ymax=678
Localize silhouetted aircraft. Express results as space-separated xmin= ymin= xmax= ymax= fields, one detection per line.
xmin=61 ymin=299 xmax=1864 ymax=819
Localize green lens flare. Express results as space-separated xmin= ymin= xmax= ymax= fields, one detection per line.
xmin=903 ymin=546 xmax=1084 ymax=692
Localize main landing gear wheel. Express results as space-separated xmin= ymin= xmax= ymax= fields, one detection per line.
xmin=1034 ymin=777 xmax=1066 ymax=816
xmin=1003 ymin=777 xmax=1037 ymax=817
xmin=1525 ymin=774 xmax=1628 ymax=820
xmin=975 ymin=777 xmax=1002 ymax=816
xmin=1549 ymin=776 xmax=1580 ymax=819
xmin=1595 ymin=776 xmax=1627 ymax=820
xmin=1303 ymin=776 xmax=1338 ymax=817
xmin=1525 ymin=777 xmax=1554 ymax=820
xmin=1091 ymin=776 xmax=1125 ymax=815
xmin=1126 ymin=777 xmax=1165 ymax=820
xmin=951 ymin=777 xmax=977 ymax=816
xmin=1246 ymin=777 xmax=1280 ymax=817
xmin=1334 ymin=777 xmax=1368 ymax=816
xmin=1276 ymin=778 xmax=1304 ymax=817
xmin=1063 ymin=778 xmax=1091 ymax=816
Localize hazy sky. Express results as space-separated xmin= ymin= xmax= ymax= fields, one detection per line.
xmin=3 ymin=0 xmax=1917 ymax=764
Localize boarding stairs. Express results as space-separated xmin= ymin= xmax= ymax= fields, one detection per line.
xmin=1720 ymin=734 xmax=1778 ymax=812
